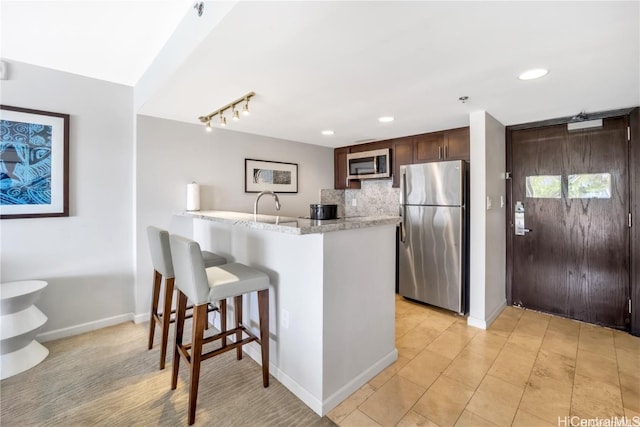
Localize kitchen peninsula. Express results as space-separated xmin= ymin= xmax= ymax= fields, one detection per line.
xmin=178 ymin=210 xmax=399 ymax=415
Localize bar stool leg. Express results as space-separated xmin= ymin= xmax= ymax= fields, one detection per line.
xmin=258 ymin=289 xmax=270 ymax=387
xmin=234 ymin=295 xmax=243 ymax=360
xmin=148 ymin=270 xmax=162 ymax=350
xmin=171 ymin=291 xmax=188 ymax=391
xmin=159 ymin=277 xmax=174 ymax=370
xmin=188 ymin=304 xmax=207 ymax=426
xmin=220 ymin=299 xmax=227 ymax=347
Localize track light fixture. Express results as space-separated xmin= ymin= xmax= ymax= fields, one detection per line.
xmin=198 ymin=92 xmax=255 ymax=130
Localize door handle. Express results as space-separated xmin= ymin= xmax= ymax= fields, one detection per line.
xmin=400 ymin=169 xmax=407 ymax=243
xmin=514 ymin=201 xmax=528 ymax=236
xmin=523 ymin=228 xmax=532 ymax=234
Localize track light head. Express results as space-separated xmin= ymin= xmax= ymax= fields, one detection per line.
xmin=233 ymin=108 xmax=240 ymax=121
xmin=205 ymin=121 xmax=212 ymax=132
xmin=220 ymin=115 xmax=227 ymax=127
xmin=242 ymin=98 xmax=250 ymax=116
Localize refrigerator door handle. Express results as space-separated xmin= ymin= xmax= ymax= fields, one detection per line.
xmin=400 ymin=169 xmax=407 ymax=242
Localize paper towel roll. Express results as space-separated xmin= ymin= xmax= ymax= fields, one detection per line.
xmin=187 ymin=183 xmax=200 ymax=211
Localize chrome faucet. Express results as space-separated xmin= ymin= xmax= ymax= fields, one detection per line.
xmin=254 ymin=190 xmax=281 ymax=215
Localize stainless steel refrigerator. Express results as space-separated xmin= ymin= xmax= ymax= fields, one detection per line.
xmin=398 ymin=160 xmax=468 ymax=314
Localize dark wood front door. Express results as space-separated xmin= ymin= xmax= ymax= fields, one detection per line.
xmin=510 ymin=117 xmax=630 ymax=329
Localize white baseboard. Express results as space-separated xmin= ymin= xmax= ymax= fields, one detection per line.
xmin=243 ymin=342 xmax=324 ymax=415
xmin=37 ymin=313 xmax=134 ymax=343
xmin=467 ymin=300 xmax=507 ymax=330
xmin=467 ymin=316 xmax=487 ymax=329
xmin=243 ymin=343 xmax=398 ymax=416
xmin=133 ymin=312 xmax=148 ymax=324
xmin=486 ymin=300 xmax=507 ymax=326
xmin=321 ymin=348 xmax=398 ymax=415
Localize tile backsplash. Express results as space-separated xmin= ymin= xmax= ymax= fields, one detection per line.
xmin=319 ymin=188 xmax=346 ymax=218
xmin=321 ymin=179 xmax=400 ymax=218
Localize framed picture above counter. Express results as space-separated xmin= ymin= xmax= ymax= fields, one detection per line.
xmin=245 ymin=158 xmax=298 ymax=193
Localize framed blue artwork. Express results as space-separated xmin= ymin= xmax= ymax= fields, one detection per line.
xmin=0 ymin=105 xmax=69 ymax=219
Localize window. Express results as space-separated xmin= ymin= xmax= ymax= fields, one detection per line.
xmin=526 ymin=175 xmax=561 ymax=198
xmin=568 ymin=173 xmax=611 ymax=199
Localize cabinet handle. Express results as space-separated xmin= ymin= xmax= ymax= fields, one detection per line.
xmin=438 ymin=146 xmax=442 ymax=159
xmin=444 ymin=145 xmax=448 ymax=158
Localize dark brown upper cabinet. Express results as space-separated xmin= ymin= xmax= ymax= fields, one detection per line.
xmin=413 ymin=128 xmax=470 ymax=163
xmin=349 ymin=140 xmax=392 ymax=153
xmin=392 ymin=137 xmax=414 ymax=188
xmin=334 ymin=146 xmax=361 ymax=189
xmin=414 ymin=132 xmax=445 ymax=162
xmin=334 ymin=126 xmax=470 ymax=189
xmin=444 ymin=127 xmax=470 ymax=161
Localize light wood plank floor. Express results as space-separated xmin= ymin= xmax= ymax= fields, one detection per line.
xmin=3 ymin=298 xmax=639 ymax=427
xmin=0 ymin=320 xmax=335 ymax=426
xmin=328 ymin=296 xmax=640 ymax=427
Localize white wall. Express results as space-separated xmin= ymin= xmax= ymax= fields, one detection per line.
xmin=0 ymin=61 xmax=135 ymax=338
xmin=134 ymin=115 xmax=333 ymax=317
xmin=0 ymin=60 xmax=508 ymax=340
xmin=0 ymin=61 xmax=333 ymax=338
xmin=483 ymin=112 xmax=507 ymax=320
xmin=468 ymin=111 xmax=506 ymax=329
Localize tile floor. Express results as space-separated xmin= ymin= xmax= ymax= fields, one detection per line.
xmin=327 ymin=296 xmax=640 ymax=427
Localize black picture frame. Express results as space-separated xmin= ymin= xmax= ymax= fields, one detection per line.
xmin=0 ymin=105 xmax=70 ymax=219
xmin=244 ymin=158 xmax=298 ymax=193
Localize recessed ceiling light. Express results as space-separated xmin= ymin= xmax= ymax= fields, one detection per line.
xmin=518 ymin=68 xmax=549 ymax=80
xmin=378 ymin=116 xmax=395 ymax=123
xmin=321 ymin=130 xmax=334 ymax=136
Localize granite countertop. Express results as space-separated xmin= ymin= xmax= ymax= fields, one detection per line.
xmin=179 ymin=210 xmax=400 ymax=235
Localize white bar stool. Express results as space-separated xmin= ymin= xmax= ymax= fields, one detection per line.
xmin=146 ymin=226 xmax=227 ymax=370
xmin=169 ymin=234 xmax=270 ymax=425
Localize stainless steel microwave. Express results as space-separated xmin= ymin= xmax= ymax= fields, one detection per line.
xmin=346 ymin=148 xmax=391 ymax=180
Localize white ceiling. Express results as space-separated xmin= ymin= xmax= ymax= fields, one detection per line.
xmin=0 ymin=0 xmax=193 ymax=85
xmin=2 ymin=1 xmax=639 ymax=148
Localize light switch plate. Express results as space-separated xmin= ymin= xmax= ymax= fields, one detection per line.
xmin=351 ymin=199 xmax=357 ymax=207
